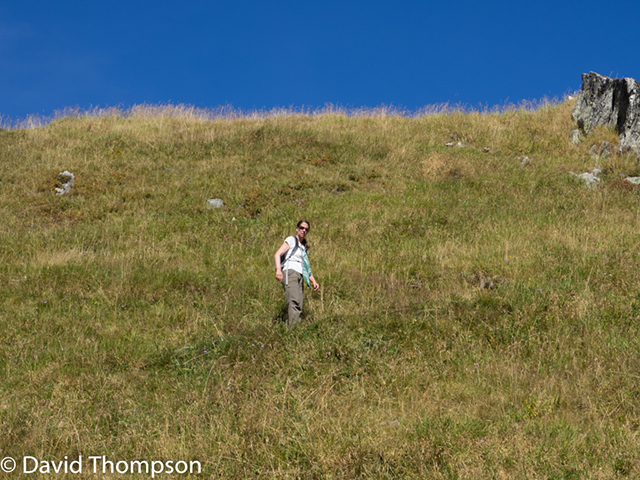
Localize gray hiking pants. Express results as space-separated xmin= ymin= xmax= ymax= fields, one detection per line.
xmin=281 ymin=270 xmax=304 ymax=326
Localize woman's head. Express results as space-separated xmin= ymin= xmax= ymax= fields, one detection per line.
xmin=296 ymin=220 xmax=310 ymax=246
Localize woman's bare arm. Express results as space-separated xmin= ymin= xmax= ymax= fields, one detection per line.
xmin=274 ymin=242 xmax=289 ymax=281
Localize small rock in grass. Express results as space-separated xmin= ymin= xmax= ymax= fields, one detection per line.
xmin=570 ymin=168 xmax=601 ymax=186
xmin=55 ymin=171 xmax=75 ymax=195
xmin=463 ymin=271 xmax=504 ymax=290
xmin=570 ymin=129 xmax=582 ymax=146
xmin=589 ymin=141 xmax=611 ymax=161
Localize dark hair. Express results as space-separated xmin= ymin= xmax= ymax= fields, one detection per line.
xmin=296 ymin=219 xmax=310 ymax=248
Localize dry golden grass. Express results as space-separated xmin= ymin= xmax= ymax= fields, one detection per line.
xmin=2 ymin=99 xmax=640 ymax=478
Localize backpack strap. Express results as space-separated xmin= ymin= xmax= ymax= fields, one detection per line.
xmin=282 ymin=236 xmax=300 ymax=269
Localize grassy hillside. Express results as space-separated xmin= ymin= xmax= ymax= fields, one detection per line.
xmin=2 ymin=100 xmax=640 ymax=478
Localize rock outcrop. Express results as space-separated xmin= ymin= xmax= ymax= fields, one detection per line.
xmin=572 ymin=72 xmax=640 ymax=153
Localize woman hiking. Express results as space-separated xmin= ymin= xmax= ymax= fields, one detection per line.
xmin=274 ymin=220 xmax=320 ymax=326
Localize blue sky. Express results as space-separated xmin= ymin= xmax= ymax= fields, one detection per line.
xmin=2 ymin=1 xmax=639 ymax=120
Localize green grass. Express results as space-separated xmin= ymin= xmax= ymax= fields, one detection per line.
xmin=1 ymin=101 xmax=640 ymax=478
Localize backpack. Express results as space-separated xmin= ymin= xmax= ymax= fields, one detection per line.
xmin=280 ymin=237 xmax=300 ymax=268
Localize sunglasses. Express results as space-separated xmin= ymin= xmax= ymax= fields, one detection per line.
xmin=298 ymin=226 xmax=309 ymax=231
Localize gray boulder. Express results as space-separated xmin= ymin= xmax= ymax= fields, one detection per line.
xmin=572 ymin=72 xmax=640 ymax=153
